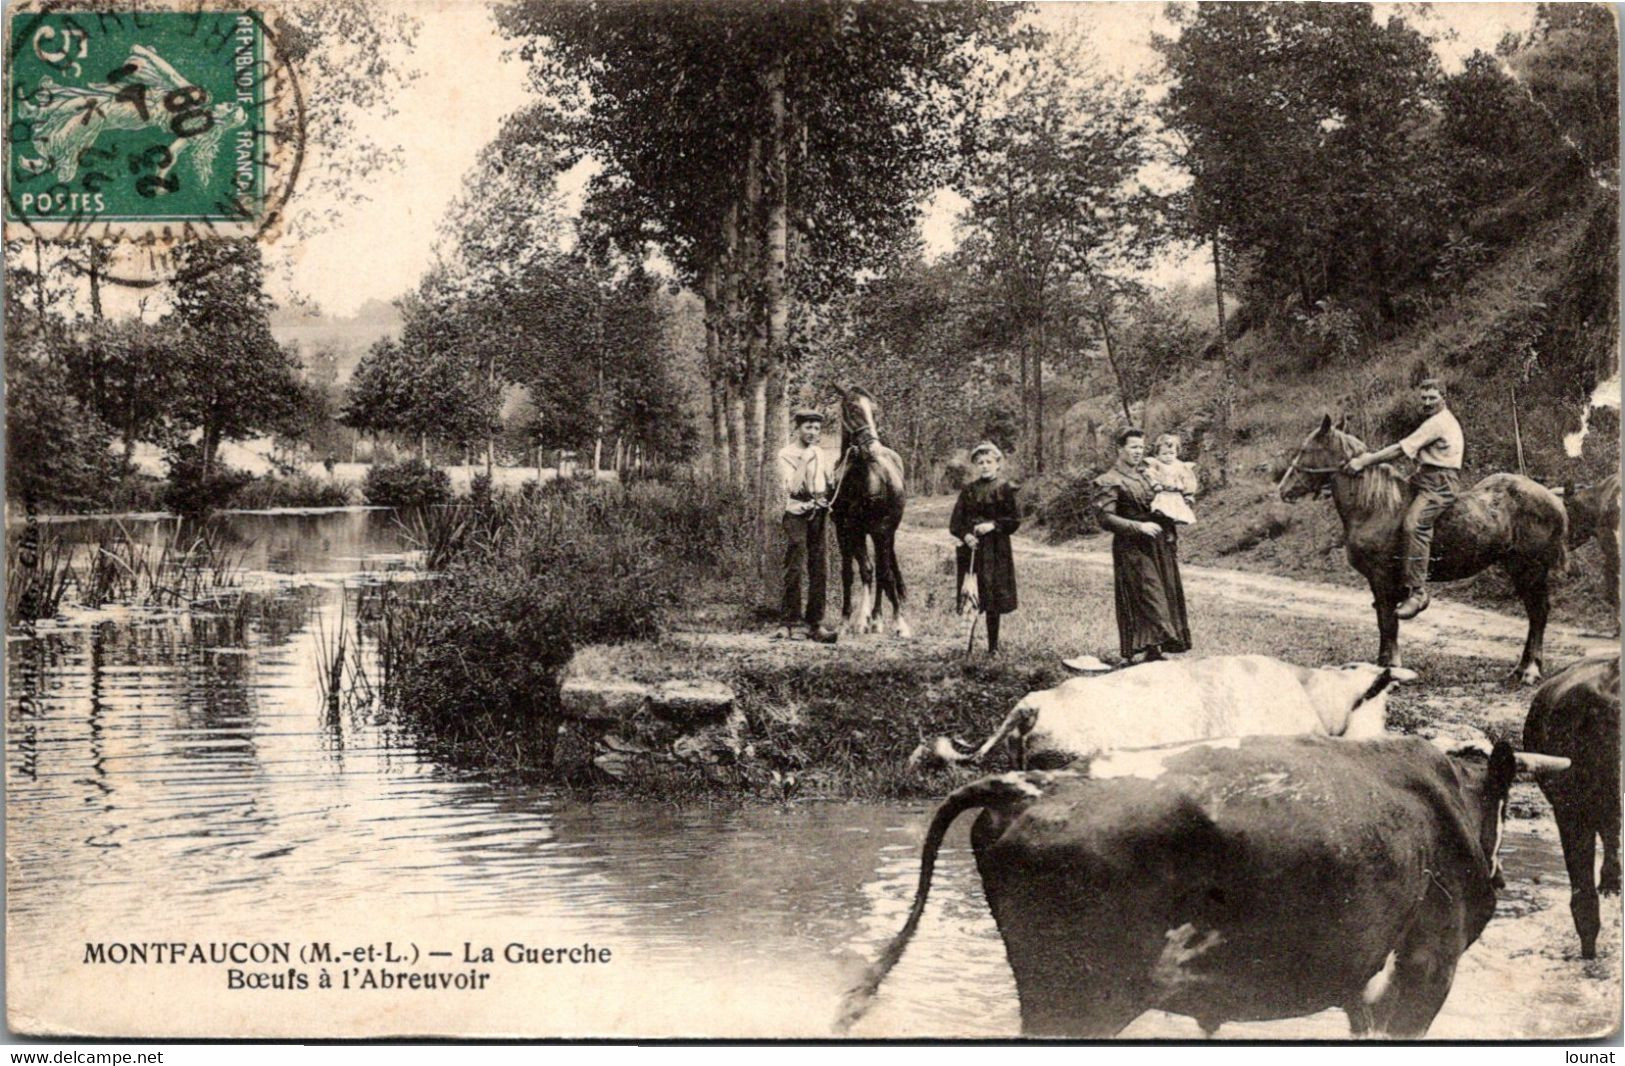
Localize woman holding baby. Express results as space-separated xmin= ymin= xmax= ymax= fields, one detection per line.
xmin=1090 ymin=429 xmax=1198 ymax=665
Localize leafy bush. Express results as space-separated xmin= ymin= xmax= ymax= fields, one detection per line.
xmin=234 ymin=473 xmax=356 ymax=509
xmin=942 ymin=453 xmax=974 ymax=492
xmin=625 ymin=460 xmax=694 ymax=484
xmin=162 ymin=447 xmax=253 ymax=515
xmin=5 ymin=355 xmax=120 ymax=511
xmin=466 ymin=470 xmax=494 ymax=505
xmin=1029 ymin=468 xmax=1103 ymax=538
xmin=376 ymin=478 xmax=754 ymax=766
xmin=362 ymin=459 xmax=452 ymax=507
xmin=106 ymin=473 xmax=167 ymax=513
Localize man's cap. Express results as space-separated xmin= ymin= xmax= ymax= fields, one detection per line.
xmin=970 ymin=440 xmax=1003 ymax=460
xmin=793 ymin=409 xmax=825 ymax=425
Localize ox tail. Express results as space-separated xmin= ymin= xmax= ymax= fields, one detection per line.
xmin=834 ymin=773 xmax=1042 ymax=1034
xmin=907 ymin=703 xmax=1037 ymax=772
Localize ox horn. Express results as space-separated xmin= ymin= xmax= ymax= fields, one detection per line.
xmin=1514 ymin=751 xmax=1572 ymax=774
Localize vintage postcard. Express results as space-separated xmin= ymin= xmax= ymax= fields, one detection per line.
xmin=4 ymin=0 xmax=1621 ymax=1041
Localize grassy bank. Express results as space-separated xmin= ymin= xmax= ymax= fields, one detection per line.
xmin=553 ymin=506 xmax=1558 ymax=799
xmin=356 ymin=471 xmax=1605 ymax=800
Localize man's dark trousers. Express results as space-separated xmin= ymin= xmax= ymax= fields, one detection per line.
xmin=1403 ymin=466 xmax=1460 ymax=591
xmin=782 ymin=509 xmax=827 ymax=627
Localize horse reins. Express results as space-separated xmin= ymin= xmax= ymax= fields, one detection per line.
xmin=821 ymin=445 xmax=857 ymax=512
xmin=822 ymin=409 xmax=881 ymax=513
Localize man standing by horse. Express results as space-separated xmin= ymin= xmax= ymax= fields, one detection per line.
xmin=777 ymin=409 xmax=837 ymax=642
xmin=1343 ymin=379 xmax=1464 ymax=619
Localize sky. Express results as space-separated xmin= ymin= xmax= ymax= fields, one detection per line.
xmin=270 ymin=1 xmax=533 ymax=316
xmin=271 ymin=1 xmax=1541 ymax=319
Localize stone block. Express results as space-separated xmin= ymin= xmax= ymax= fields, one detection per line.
xmin=651 ymin=679 xmax=735 ymax=724
xmin=671 ymin=708 xmax=747 ymax=766
xmin=559 ymin=678 xmax=650 ymax=722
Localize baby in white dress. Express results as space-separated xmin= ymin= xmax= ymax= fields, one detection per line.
xmin=1145 ymin=432 xmax=1199 ymax=526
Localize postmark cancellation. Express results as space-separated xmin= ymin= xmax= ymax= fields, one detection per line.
xmin=4 ymin=1 xmax=303 ymax=244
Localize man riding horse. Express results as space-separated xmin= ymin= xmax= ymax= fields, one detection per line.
xmin=1343 ymin=379 xmax=1464 ymax=620
xmin=1279 ymin=391 xmax=1566 ymax=684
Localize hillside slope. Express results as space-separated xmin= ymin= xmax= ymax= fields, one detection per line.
xmin=1052 ymin=189 xmax=1620 ymax=631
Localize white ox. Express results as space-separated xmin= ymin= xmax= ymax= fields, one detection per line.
xmin=917 ymin=655 xmax=1417 ymax=770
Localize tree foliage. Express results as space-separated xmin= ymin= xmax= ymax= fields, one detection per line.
xmin=959 ymin=31 xmax=1158 ymax=469
xmin=496 ymin=0 xmax=1021 ymax=554
xmin=802 ymin=253 xmax=1001 ymax=488
xmin=5 ymin=333 xmax=119 ymax=509
xmin=342 ymin=329 xmax=494 ymax=456
xmin=268 ymin=0 xmax=424 ymax=241
xmin=61 ymin=318 xmax=189 ymax=460
xmin=1157 ymin=3 xmax=1452 ymax=318
xmin=163 ymin=240 xmax=304 ymax=473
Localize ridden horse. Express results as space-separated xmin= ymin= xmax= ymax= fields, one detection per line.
xmin=1278 ymin=414 xmax=1568 ymax=684
xmin=830 ymin=386 xmax=912 ymax=637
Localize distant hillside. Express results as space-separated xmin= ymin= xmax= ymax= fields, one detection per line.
xmin=271 ymin=298 xmax=403 ymax=385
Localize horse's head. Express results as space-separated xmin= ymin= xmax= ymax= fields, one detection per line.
xmin=838 ymin=385 xmax=882 ymax=454
xmin=1564 ymin=479 xmax=1604 ymax=548
xmin=1279 ymin=414 xmax=1352 ymax=502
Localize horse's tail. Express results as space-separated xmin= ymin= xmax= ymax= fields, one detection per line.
xmin=1545 ymin=481 xmax=1571 ymax=574
xmin=888 ymin=533 xmax=906 ymax=602
xmin=1509 ymin=474 xmax=1571 ymax=575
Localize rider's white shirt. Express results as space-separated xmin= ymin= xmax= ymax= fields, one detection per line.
xmin=1399 ymin=408 xmax=1464 ymax=469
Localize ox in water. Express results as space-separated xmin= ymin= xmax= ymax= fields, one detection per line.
xmin=914 ymin=655 xmax=1415 ymax=771
xmin=841 ymin=734 xmax=1570 ymax=1038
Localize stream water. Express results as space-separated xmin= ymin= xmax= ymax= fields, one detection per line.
xmin=5 ymin=509 xmax=1616 ymax=1039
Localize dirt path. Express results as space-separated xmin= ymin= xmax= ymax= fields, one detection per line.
xmin=899 ymin=507 xmax=1619 ymax=672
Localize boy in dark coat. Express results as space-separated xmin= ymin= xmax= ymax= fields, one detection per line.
xmin=951 ymin=441 xmax=1020 ymax=655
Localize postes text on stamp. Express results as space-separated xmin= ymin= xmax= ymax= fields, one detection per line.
xmin=6 ymin=5 xmax=300 ymax=241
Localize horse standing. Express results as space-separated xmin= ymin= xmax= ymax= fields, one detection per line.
xmin=1563 ymin=472 xmax=1621 ymax=632
xmin=1278 ymin=414 xmax=1567 ymax=684
xmin=831 ymin=387 xmax=912 ymax=637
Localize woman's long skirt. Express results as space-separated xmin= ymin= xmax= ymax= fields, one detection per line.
xmin=1110 ymin=529 xmax=1191 ymax=659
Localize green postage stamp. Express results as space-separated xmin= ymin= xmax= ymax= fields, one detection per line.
xmin=5 ymin=4 xmax=300 ymax=239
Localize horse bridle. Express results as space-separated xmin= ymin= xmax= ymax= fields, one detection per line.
xmin=1276 ymin=440 xmax=1355 ymax=497
xmin=825 ymin=400 xmax=882 ymax=512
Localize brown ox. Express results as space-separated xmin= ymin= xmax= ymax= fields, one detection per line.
xmin=1523 ymin=654 xmax=1621 ymax=959
xmin=839 ymin=735 xmax=1570 ymax=1038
